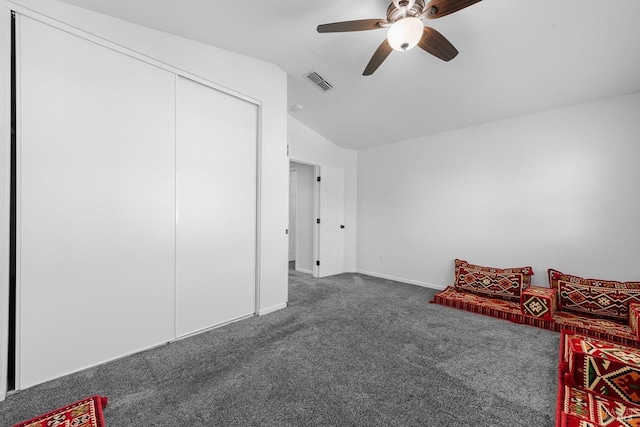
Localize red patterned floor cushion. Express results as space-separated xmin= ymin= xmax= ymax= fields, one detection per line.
xmin=549 ymin=269 xmax=640 ymax=322
xmin=563 ymin=333 xmax=640 ymax=404
xmin=433 ymin=287 xmax=640 ymax=347
xmin=521 ymin=286 xmax=557 ymax=321
xmin=12 ymin=396 xmax=107 ymax=427
xmin=562 ymin=385 xmax=640 ymax=427
xmin=454 ymin=259 xmax=533 ymax=302
xmin=553 ymin=312 xmax=639 ymax=344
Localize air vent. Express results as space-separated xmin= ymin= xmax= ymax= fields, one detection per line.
xmin=305 ymin=71 xmax=333 ymax=92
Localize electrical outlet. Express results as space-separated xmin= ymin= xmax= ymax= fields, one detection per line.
xmin=379 ymin=255 xmax=384 ymax=263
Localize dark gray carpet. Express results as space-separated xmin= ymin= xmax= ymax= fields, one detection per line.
xmin=0 ymin=271 xmax=559 ymax=426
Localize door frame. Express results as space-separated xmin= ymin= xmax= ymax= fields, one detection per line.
xmin=312 ymin=165 xmax=320 ymax=278
xmin=288 ymin=159 xmax=321 ymax=278
xmin=0 ymin=3 xmax=12 ymax=402
xmin=288 ymin=166 xmax=298 ymax=263
xmin=288 ymin=160 xmax=345 ymax=278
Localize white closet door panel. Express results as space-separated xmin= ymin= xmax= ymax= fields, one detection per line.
xmin=176 ymin=76 xmax=257 ymax=337
xmin=19 ymin=17 xmax=176 ymax=388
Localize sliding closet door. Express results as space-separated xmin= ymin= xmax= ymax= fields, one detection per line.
xmin=176 ymin=77 xmax=257 ymax=337
xmin=18 ymin=17 xmax=176 ymax=388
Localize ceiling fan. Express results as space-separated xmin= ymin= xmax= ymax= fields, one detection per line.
xmin=317 ymin=0 xmax=482 ymax=75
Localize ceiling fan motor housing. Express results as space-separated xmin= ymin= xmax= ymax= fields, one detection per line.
xmin=387 ymin=0 xmax=425 ymax=24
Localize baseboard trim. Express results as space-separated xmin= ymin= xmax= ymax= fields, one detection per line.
xmin=258 ymin=302 xmax=288 ymax=316
xmin=295 ymin=268 xmax=313 ymax=275
xmin=355 ymin=270 xmax=446 ymax=291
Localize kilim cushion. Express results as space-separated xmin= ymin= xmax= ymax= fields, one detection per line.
xmin=562 ymin=385 xmax=640 ymax=427
xmin=454 ymin=259 xmax=533 ymax=302
xmin=563 ymin=333 xmax=640 ymax=404
xmin=549 ymin=269 xmax=640 ymax=322
xmin=521 ymin=286 xmax=557 ymax=321
xmin=12 ymin=396 xmax=108 ymax=427
xmin=433 ymin=286 xmax=640 ymax=347
xmin=553 ymin=312 xmax=639 ymax=346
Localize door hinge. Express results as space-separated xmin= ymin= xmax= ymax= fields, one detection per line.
xmin=287 ymin=145 xmax=289 ymax=156
xmin=316 ymin=218 xmax=320 ymax=224
xmin=316 ymin=260 xmax=320 ymax=266
xmin=317 ymin=176 xmax=321 ymax=182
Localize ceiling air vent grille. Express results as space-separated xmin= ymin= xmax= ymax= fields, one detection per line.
xmin=305 ymin=71 xmax=333 ymax=92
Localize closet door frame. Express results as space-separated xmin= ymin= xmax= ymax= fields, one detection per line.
xmin=6 ymin=5 xmax=263 ymax=394
xmin=0 ymin=2 xmax=12 ymax=402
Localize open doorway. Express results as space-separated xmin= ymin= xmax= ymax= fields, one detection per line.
xmin=289 ymin=161 xmax=315 ymax=275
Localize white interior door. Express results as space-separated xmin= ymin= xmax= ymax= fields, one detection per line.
xmin=175 ymin=76 xmax=257 ymax=338
xmin=318 ymin=166 xmax=345 ymax=277
xmin=18 ymin=16 xmax=176 ymax=388
xmin=289 ymin=168 xmax=298 ymax=262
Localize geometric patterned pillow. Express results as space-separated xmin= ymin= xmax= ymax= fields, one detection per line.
xmin=454 ymin=259 xmax=534 ymax=302
xmin=549 ymin=269 xmax=640 ymax=322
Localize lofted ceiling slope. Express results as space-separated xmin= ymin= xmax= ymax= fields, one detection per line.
xmin=57 ymin=0 xmax=640 ymax=150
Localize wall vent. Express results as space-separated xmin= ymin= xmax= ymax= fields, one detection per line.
xmin=305 ymin=71 xmax=333 ymax=92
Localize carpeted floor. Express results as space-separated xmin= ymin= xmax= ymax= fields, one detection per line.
xmin=0 ymin=271 xmax=559 ymax=426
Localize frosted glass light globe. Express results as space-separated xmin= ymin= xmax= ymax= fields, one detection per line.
xmin=387 ymin=17 xmax=424 ymax=51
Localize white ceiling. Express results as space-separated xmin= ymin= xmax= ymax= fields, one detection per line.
xmin=57 ymin=0 xmax=640 ymax=150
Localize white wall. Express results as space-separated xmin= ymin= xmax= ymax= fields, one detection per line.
xmin=0 ymin=0 xmax=288 ymax=398
xmin=288 ymin=116 xmax=358 ymax=272
xmin=291 ymin=162 xmax=315 ymax=274
xmin=357 ymin=93 xmax=640 ymax=289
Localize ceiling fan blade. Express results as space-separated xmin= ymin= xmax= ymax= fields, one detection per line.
xmin=417 ymin=27 xmax=458 ymax=61
xmin=425 ymin=0 xmax=482 ymax=19
xmin=317 ymin=19 xmax=386 ymax=33
xmin=363 ymin=40 xmax=393 ymax=76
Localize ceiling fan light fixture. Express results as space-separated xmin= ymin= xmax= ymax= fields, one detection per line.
xmin=386 ymin=17 xmax=423 ymax=51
